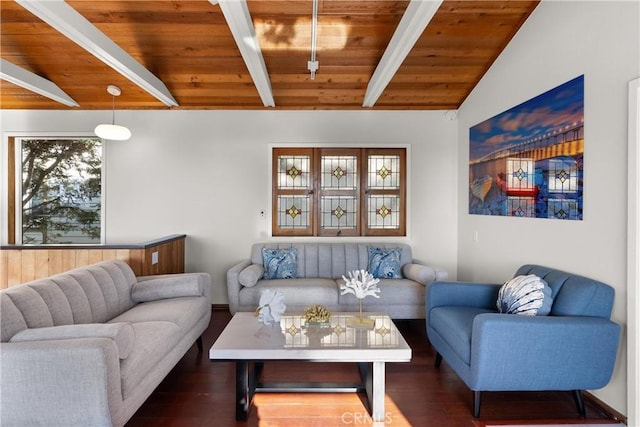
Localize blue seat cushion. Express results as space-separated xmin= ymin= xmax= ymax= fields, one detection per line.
xmin=429 ymin=306 xmax=496 ymax=364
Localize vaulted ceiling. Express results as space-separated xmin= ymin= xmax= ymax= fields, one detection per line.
xmin=1 ymin=0 xmax=539 ymax=110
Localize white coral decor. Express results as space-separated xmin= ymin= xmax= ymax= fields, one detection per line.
xmin=256 ymin=289 xmax=286 ymax=325
xmin=340 ymin=270 xmax=381 ymax=300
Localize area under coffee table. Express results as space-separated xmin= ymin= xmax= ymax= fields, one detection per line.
xmin=209 ymin=312 xmax=412 ymax=422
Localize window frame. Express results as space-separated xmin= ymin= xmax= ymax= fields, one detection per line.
xmin=6 ymin=135 xmax=106 ymax=245
xmin=272 ymin=146 xmax=406 ymax=237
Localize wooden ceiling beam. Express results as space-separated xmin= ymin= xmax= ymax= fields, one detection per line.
xmin=15 ymin=0 xmax=178 ymax=107
xmin=362 ymin=0 xmax=444 ymax=107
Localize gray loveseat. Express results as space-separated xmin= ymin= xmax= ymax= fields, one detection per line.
xmin=0 ymin=260 xmax=211 ymax=427
xmin=227 ymin=242 xmax=447 ymax=318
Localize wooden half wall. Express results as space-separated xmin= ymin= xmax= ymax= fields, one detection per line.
xmin=0 ymin=234 xmax=185 ymax=289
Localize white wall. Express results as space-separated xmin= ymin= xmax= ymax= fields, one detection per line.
xmin=457 ymin=0 xmax=640 ymax=416
xmin=1 ymin=109 xmax=459 ymax=303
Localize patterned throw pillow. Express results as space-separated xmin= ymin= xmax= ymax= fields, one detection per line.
xmin=262 ymin=248 xmax=298 ymax=280
xmin=497 ymin=274 xmax=553 ymax=316
xmin=367 ymin=247 xmax=402 ymax=279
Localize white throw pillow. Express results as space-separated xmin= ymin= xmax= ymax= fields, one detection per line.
xmin=497 ymin=274 xmax=553 ymax=316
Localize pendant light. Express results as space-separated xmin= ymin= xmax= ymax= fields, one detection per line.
xmin=94 ymin=85 xmax=131 ymax=141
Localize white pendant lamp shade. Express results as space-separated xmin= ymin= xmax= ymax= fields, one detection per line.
xmin=94 ymin=123 xmax=131 ymax=140
xmin=95 ymin=85 xmax=131 ymax=141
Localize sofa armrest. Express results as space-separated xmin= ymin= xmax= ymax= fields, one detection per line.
xmin=427 ymin=281 xmax=501 ymax=311
xmin=135 ymin=272 xmax=211 ymax=301
xmin=470 ymin=313 xmax=621 ymax=390
xmin=226 ymin=259 xmax=252 ymax=314
xmin=9 ymin=323 xmax=134 ymax=359
xmin=0 ymin=338 xmax=122 ymax=426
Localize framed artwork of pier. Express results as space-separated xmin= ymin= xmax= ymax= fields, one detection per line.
xmin=469 ymin=75 xmax=584 ymax=220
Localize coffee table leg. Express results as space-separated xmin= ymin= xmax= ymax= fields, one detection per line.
xmin=236 ymin=361 xmax=250 ymax=421
xmin=236 ymin=361 xmax=264 ymax=421
xmin=372 ymin=361 xmax=385 ymax=422
xmin=358 ymin=362 xmax=386 ymax=422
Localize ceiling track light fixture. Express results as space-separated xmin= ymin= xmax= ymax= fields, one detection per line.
xmin=307 ymin=0 xmax=319 ymax=79
xmin=94 ymin=85 xmax=131 ymax=141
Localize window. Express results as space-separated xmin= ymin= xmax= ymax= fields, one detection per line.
xmin=272 ymin=147 xmax=406 ymax=237
xmin=8 ymin=137 xmax=103 ymax=244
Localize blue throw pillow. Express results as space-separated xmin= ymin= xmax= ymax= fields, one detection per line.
xmin=262 ymin=248 xmax=298 ymax=280
xmin=367 ymin=247 xmax=402 ymax=279
xmin=497 ymin=274 xmax=553 ymax=316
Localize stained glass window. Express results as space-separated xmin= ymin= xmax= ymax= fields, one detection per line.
xmin=368 ymin=155 xmax=400 ymax=189
xmin=320 ymin=196 xmax=357 ymax=231
xmin=321 ymin=155 xmax=357 ymax=190
xmin=368 ymin=195 xmax=400 ymax=229
xmin=272 ymin=148 xmax=405 ymax=236
xmin=278 ymin=155 xmax=310 ymax=189
xmin=277 ymin=195 xmax=310 ymax=230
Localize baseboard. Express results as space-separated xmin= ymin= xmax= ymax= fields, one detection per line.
xmin=584 ymin=391 xmax=627 ymax=424
xmin=211 ymin=304 xmax=230 ymax=312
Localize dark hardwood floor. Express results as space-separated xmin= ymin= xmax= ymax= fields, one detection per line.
xmin=126 ymin=309 xmax=616 ymax=427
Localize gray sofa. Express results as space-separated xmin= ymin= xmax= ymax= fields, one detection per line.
xmin=0 ymin=260 xmax=211 ymax=427
xmin=227 ymin=242 xmax=447 ymax=318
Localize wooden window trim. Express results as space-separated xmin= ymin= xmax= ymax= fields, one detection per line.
xmin=273 ymin=147 xmax=406 ymax=237
xmin=7 ymin=137 xmax=15 ymax=244
xmin=317 ymin=148 xmax=361 ymax=237
xmin=272 ymin=148 xmax=315 ymax=236
xmin=362 ymin=148 xmax=406 ymax=237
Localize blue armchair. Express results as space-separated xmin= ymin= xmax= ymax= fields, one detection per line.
xmin=425 ymin=264 xmax=620 ymax=418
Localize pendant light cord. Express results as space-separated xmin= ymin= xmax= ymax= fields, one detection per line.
xmin=111 ymin=94 xmax=116 ymax=125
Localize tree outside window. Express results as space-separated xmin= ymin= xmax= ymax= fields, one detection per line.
xmin=18 ymin=138 xmax=102 ymax=244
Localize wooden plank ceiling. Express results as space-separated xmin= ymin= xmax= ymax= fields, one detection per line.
xmin=0 ymin=0 xmax=539 ymax=110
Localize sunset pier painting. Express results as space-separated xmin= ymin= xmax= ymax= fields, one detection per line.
xmin=469 ymin=75 xmax=584 ymax=220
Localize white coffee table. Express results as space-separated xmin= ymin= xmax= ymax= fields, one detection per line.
xmin=209 ymin=312 xmax=411 ymax=422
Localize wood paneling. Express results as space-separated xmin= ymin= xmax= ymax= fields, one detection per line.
xmin=0 ymin=234 xmax=186 ymax=289
xmin=0 ymin=0 xmax=539 ymax=110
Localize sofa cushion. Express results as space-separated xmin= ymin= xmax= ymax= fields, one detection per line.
xmin=10 ymin=322 xmax=135 ymax=359
xmin=109 ymin=296 xmax=209 ymax=333
xmin=131 ymin=276 xmax=203 ymax=302
xmin=239 ymin=279 xmax=339 ymax=308
xmin=367 ymin=247 xmax=402 ymax=279
xmin=497 ymin=275 xmax=552 ymax=316
xmin=249 ymin=242 xmax=413 ymax=279
xmin=430 ymin=306 xmax=496 ymax=364
xmin=262 ymin=248 xmax=298 ymax=279
xmin=239 ymin=264 xmax=265 ymax=287
xmin=118 ymin=320 xmax=182 ymax=399
xmin=337 ymin=278 xmax=423 ymax=306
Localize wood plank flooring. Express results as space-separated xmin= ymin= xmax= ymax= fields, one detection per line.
xmin=126 ymin=309 xmax=615 ymax=427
